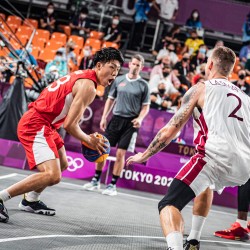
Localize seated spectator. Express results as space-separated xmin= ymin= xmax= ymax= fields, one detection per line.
xmin=149 ymin=64 xmax=180 ymax=97
xmin=45 ymin=51 xmax=67 ymax=77
xmin=150 ymin=55 xmax=181 ymax=88
xmin=58 ymin=41 xmax=77 ymax=67
xmin=79 ymin=46 xmax=93 ymax=70
xmin=70 ymin=6 xmax=91 ymax=40
xmin=232 ymin=69 xmax=250 ymax=96
xmin=40 ymin=2 xmax=57 ymax=34
xmin=192 ymin=63 xmax=206 ymax=85
xmin=239 ymin=41 xmax=250 ymax=66
xmin=157 ymin=42 xmax=179 ymax=66
xmin=207 ymin=40 xmax=224 ymax=58
xmin=242 ymin=12 xmax=250 ymax=45
xmin=185 ymin=9 xmax=202 ymax=29
xmin=0 ymin=56 xmax=13 ymax=83
xmin=150 ymin=83 xmax=173 ymax=111
xmin=173 ymin=52 xmax=195 ymax=88
xmin=182 ymin=29 xmax=204 ymax=55
xmin=102 ymin=14 xmax=122 ymax=45
xmin=190 ymin=44 xmax=207 ymax=68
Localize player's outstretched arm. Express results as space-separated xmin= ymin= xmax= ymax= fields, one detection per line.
xmin=127 ymin=83 xmax=202 ymax=165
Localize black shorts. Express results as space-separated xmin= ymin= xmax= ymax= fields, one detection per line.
xmin=105 ymin=115 xmax=138 ymax=151
xmin=158 ymin=178 xmax=196 ymax=212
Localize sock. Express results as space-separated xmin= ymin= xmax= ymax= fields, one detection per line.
xmin=0 ymin=189 xmax=11 ymax=202
xmin=187 ymin=215 xmax=206 ymax=242
xmin=236 ymin=219 xmax=248 ymax=229
xmin=93 ymin=170 xmax=102 ymax=182
xmin=111 ymin=174 xmax=119 ymax=185
xmin=25 ymin=191 xmax=40 ymax=202
xmin=166 ymin=231 xmax=183 ymax=250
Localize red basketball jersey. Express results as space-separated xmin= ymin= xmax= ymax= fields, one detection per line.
xmin=29 ymin=69 xmax=98 ymax=129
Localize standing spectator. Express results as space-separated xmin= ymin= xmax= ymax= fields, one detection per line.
xmin=83 ymin=54 xmax=150 ymax=196
xmin=70 ymin=7 xmax=91 ymax=40
xmin=102 ymin=14 xmax=122 ymax=45
xmin=79 ymin=46 xmax=93 ymax=70
xmin=232 ymin=69 xmax=250 ymax=96
xmin=45 ymin=50 xmax=67 ymax=77
xmin=40 ymin=2 xmax=57 ymax=34
xmin=153 ymin=0 xmax=178 ymax=21
xmin=206 ymin=40 xmax=224 ymax=58
xmin=131 ymin=0 xmax=151 ymax=50
xmin=242 ymin=12 xmax=250 ymax=45
xmin=150 ymin=83 xmax=172 ymax=111
xmin=185 ymin=9 xmax=202 ymax=29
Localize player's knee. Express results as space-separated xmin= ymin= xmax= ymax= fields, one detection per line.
xmin=116 ymin=150 xmax=125 ymax=161
xmin=47 ymin=171 xmax=62 ymax=186
xmin=158 ymin=197 xmax=181 ymax=214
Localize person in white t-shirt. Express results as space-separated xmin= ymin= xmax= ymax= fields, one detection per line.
xmin=153 ymin=0 xmax=179 ymax=21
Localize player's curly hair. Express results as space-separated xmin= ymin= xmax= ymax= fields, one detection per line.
xmin=93 ymin=47 xmax=124 ymax=67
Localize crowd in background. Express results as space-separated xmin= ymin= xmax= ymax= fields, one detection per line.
xmin=0 ymin=1 xmax=250 ymax=115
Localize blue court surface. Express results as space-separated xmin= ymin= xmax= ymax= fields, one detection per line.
xmin=0 ymin=166 xmax=249 ymax=250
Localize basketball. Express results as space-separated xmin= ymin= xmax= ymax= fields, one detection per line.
xmin=81 ymin=134 xmax=110 ymax=163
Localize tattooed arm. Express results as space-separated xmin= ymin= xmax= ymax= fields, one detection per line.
xmin=127 ymin=83 xmax=204 ymax=165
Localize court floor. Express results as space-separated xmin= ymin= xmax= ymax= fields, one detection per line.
xmin=0 ymin=166 xmax=249 ymax=250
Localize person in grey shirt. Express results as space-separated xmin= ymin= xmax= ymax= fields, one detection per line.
xmin=83 ymin=54 xmax=150 ymax=196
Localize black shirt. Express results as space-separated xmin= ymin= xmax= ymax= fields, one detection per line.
xmin=103 ymin=24 xmax=122 ymax=42
xmin=232 ymin=80 xmax=250 ymax=96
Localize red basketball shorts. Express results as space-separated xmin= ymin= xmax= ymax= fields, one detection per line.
xmin=17 ymin=109 xmax=64 ymax=169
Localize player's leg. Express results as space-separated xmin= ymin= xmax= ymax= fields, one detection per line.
xmin=159 ymin=179 xmax=196 ymax=250
xmin=214 ymin=178 xmax=250 ymax=241
xmin=184 ymin=188 xmax=213 ymax=249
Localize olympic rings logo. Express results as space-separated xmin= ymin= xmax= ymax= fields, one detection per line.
xmin=79 ymin=106 xmax=93 ymax=125
xmin=66 ymin=156 xmax=84 ymax=172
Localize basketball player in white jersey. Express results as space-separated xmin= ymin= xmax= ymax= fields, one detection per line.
xmin=127 ymin=46 xmax=250 ymax=250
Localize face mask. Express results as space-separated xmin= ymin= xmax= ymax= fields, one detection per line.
xmin=200 ymin=71 xmax=205 ymax=76
xmin=47 ymin=8 xmax=54 ymax=14
xmin=239 ymin=74 xmax=245 ymax=80
xmin=191 ymin=37 xmax=196 ymax=40
xmin=168 ymin=49 xmax=175 ymax=52
xmin=84 ymin=50 xmax=90 ymax=57
xmin=54 ymin=56 xmax=62 ymax=62
xmin=69 ymin=47 xmax=74 ymax=52
xmin=158 ymin=89 xmax=165 ymax=94
xmin=80 ymin=14 xmax=87 ymax=19
xmin=193 ymin=12 xmax=198 ymax=19
xmin=182 ymin=58 xmax=189 ymax=62
xmin=112 ymin=19 xmax=119 ymax=25
xmin=163 ymin=72 xmax=169 ymax=77
xmin=199 ymin=48 xmax=206 ymax=54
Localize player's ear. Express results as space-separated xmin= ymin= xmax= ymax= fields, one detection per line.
xmin=208 ymin=61 xmax=213 ymax=70
xmin=95 ymin=62 xmax=102 ymax=71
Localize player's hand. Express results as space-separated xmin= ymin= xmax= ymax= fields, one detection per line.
xmin=126 ymin=152 xmax=145 ymax=166
xmin=88 ymin=133 xmax=108 ymax=154
xmin=131 ymin=118 xmax=142 ymax=128
xmin=100 ymin=118 xmax=107 ymax=131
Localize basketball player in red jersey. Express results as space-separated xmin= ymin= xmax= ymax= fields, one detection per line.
xmin=0 ymin=47 xmax=124 ymax=222
xmin=127 ymin=46 xmax=250 ymax=249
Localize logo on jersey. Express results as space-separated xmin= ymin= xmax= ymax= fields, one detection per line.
xmin=119 ymin=82 xmax=126 ymax=87
xmin=66 ymin=156 xmax=84 ymax=172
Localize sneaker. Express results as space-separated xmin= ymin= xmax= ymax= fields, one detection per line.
xmin=214 ymin=222 xmax=249 ymax=241
xmin=0 ymin=200 xmax=9 ymax=223
xmin=18 ymin=198 xmax=55 ymax=216
xmin=102 ymin=184 xmax=117 ymax=196
xmin=183 ymin=239 xmax=200 ymax=250
xmin=83 ymin=179 xmax=100 ymax=191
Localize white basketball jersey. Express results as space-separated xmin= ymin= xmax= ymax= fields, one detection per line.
xmin=193 ymin=78 xmax=250 ymax=186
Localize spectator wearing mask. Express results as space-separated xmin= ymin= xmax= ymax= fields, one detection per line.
xmin=156 ymin=43 xmax=179 ymax=66
xmin=232 ymin=69 xmax=250 ymax=96
xmin=190 ymin=44 xmax=207 ymax=68
xmin=207 ymin=40 xmax=224 ymax=58
xmin=193 ymin=63 xmax=206 ymax=85
xmin=173 ymin=53 xmax=195 ymax=88
xmin=150 ymin=83 xmax=172 ymax=111
xmin=70 ymin=7 xmax=91 ymax=40
xmin=242 ymin=12 xmax=250 ymax=45
xmin=182 ymin=29 xmax=204 ymax=56
xmin=45 ymin=50 xmax=67 ymax=77
xmin=79 ymin=46 xmax=93 ymax=70
xmin=102 ymin=14 xmax=122 ymax=44
xmin=40 ymin=2 xmax=57 ymax=33
xmin=131 ymin=0 xmax=151 ymax=50
xmin=186 ymin=9 xmax=202 ymax=29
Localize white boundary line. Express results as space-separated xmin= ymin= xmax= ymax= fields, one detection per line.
xmin=0 ymin=173 xmax=19 ymax=180
xmin=0 ymin=234 xmax=249 ymax=246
